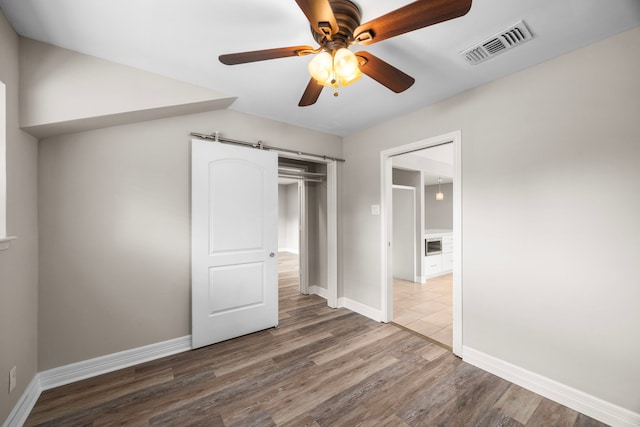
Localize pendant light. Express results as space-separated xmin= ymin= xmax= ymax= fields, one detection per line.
xmin=436 ymin=177 xmax=444 ymax=201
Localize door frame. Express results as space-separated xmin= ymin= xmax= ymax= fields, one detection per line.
xmin=380 ymin=130 xmax=462 ymax=355
xmin=278 ymin=154 xmax=338 ymax=308
xmin=297 ymin=177 xmax=309 ymax=295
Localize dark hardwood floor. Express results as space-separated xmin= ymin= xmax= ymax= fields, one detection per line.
xmin=25 ymin=253 xmax=607 ymax=426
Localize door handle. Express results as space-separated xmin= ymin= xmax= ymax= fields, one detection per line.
xmin=270 ymin=252 xmax=275 ymax=258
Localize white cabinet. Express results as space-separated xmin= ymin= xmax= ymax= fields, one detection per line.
xmin=442 ymin=235 xmax=453 ymax=254
xmin=423 ymin=231 xmax=453 ymax=278
xmin=442 ymin=252 xmax=453 ymax=272
xmin=424 ymin=254 xmax=442 ymax=276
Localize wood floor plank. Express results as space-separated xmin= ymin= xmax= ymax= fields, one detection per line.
xmin=397 ymin=362 xmax=511 ymax=426
xmin=526 ymin=398 xmax=579 ymax=426
xmin=331 ymin=349 xmax=459 ymax=426
xmin=24 ymin=252 xmax=609 ymax=427
xmin=492 ymin=383 xmax=543 ymax=424
xmin=309 ymin=322 xmax=399 ymax=365
xmin=219 ymin=353 xmax=369 ymax=425
xmin=266 ymin=353 xmax=400 ymax=425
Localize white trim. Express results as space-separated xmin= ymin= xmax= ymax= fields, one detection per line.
xmin=309 ymin=285 xmax=328 ymax=299
xmin=380 ymin=130 xmax=463 ymax=356
xmin=40 ymin=336 xmax=192 ymax=390
xmin=0 ymin=81 xmax=7 ymax=241
xmin=338 ymin=297 xmax=383 ymax=322
xmin=451 ymin=132 xmax=463 ymax=355
xmin=463 ymin=347 xmax=640 ymax=427
xmin=326 ymin=161 xmax=338 ymax=308
xmin=3 ymin=336 xmax=192 ymax=427
xmin=298 ymin=177 xmax=309 ymax=295
xmin=2 ymin=375 xmax=40 ymax=427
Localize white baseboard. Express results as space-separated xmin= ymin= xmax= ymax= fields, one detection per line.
xmin=3 ymin=336 xmax=192 ymax=427
xmin=39 ymin=336 xmax=192 ymax=390
xmin=308 ymin=285 xmax=328 ymax=299
xmin=463 ymin=346 xmax=640 ymax=427
xmin=338 ymin=297 xmax=383 ymax=322
xmin=2 ymin=376 xmax=40 ymax=427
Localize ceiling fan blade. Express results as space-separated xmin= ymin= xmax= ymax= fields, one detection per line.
xmin=354 ymin=0 xmax=472 ymax=45
xmin=295 ymin=0 xmax=339 ymax=39
xmin=219 ymin=46 xmax=315 ymax=65
xmin=299 ymin=78 xmax=324 ymax=106
xmin=355 ymin=51 xmax=415 ymax=93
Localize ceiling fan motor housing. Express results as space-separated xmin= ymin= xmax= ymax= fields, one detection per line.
xmin=312 ymin=0 xmax=362 ymax=52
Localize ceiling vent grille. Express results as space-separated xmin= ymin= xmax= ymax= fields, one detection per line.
xmin=461 ymin=20 xmax=533 ymax=65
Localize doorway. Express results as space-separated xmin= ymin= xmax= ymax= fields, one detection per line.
xmin=277 ymin=157 xmax=338 ymax=308
xmin=381 ymin=130 xmax=462 ymax=356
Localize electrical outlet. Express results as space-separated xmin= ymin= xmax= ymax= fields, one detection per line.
xmin=9 ymin=366 xmax=16 ymax=393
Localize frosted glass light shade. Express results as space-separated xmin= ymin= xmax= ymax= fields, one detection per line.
xmin=334 ymin=48 xmax=358 ymax=76
xmin=436 ymin=191 xmax=444 ymax=201
xmin=339 ymin=68 xmax=362 ymax=86
xmin=308 ymin=51 xmax=336 ymax=87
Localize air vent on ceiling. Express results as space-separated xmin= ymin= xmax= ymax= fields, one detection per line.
xmin=460 ymin=20 xmax=533 ymax=65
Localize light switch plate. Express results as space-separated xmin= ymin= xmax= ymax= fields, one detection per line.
xmin=371 ymin=204 xmax=380 ymax=215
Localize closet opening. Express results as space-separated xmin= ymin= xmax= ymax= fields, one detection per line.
xmin=277 ymin=157 xmax=337 ymax=308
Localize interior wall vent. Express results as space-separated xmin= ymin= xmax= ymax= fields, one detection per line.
xmin=460 ymin=20 xmax=533 ymax=65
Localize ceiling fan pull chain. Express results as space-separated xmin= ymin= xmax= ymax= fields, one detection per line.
xmin=331 ymin=50 xmax=339 ymax=97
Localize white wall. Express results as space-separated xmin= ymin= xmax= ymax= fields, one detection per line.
xmin=19 ymin=38 xmax=234 ymax=138
xmin=342 ymin=27 xmax=640 ymax=415
xmin=0 ymin=10 xmax=39 ymax=423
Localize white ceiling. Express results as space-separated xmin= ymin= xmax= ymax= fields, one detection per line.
xmin=1 ymin=0 xmax=639 ymax=137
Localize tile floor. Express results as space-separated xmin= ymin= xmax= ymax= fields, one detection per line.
xmin=393 ymin=273 xmax=453 ymax=348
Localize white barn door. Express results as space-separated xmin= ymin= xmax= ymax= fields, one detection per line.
xmin=191 ymin=139 xmax=278 ymax=349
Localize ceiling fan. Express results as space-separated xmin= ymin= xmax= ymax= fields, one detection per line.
xmin=219 ymin=0 xmax=472 ymax=107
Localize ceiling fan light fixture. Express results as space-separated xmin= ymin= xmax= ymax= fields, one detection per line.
xmin=308 ymin=48 xmax=362 ymax=88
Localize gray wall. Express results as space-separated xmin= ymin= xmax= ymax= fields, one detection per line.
xmin=424 ymin=183 xmax=453 ymax=230
xmin=342 ymin=28 xmax=640 ymax=413
xmin=306 ymin=163 xmax=328 ymax=290
xmin=393 ymin=168 xmax=424 ymax=279
xmin=0 ymin=10 xmax=39 ymax=422
xmin=278 ymin=183 xmax=299 ymax=252
xmin=38 ymin=110 xmax=341 ymax=371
